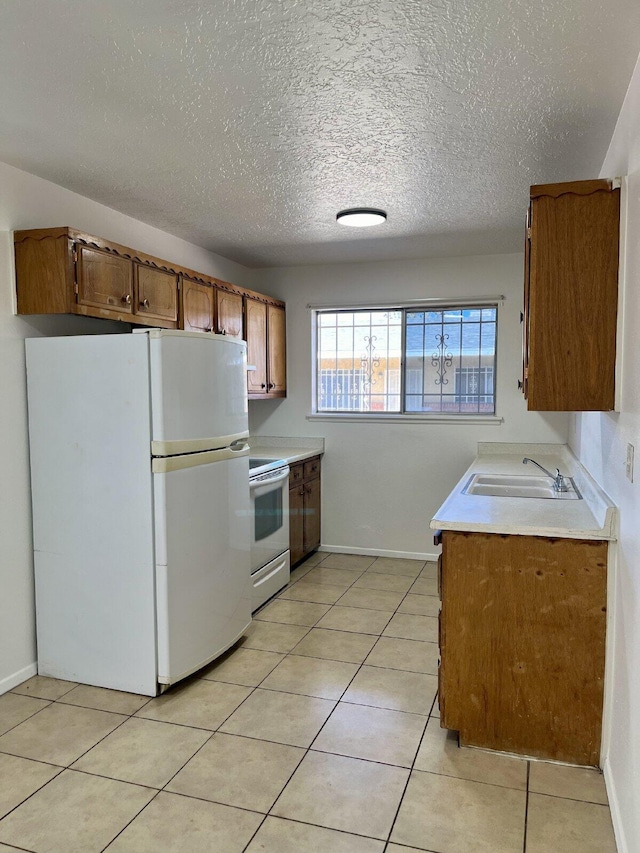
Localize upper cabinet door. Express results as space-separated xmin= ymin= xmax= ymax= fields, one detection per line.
xmin=216 ymin=290 xmax=244 ymax=339
xmin=135 ymin=265 xmax=178 ymax=325
xmin=522 ymin=207 xmax=531 ymax=400
xmin=77 ymin=246 xmax=133 ymax=313
xmin=267 ymin=304 xmax=286 ymax=394
xmin=181 ymin=278 xmax=214 ymax=334
xmin=245 ymin=298 xmax=268 ymax=394
xmin=526 ymin=179 xmax=620 ymax=411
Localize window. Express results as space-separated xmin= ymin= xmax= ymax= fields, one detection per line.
xmin=315 ymin=305 xmax=497 ymax=415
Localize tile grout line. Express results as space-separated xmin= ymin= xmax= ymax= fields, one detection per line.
xmin=94 ymin=643 xmax=290 ymax=852
xmin=256 ymin=556 xmax=432 ymax=847
xmin=3 ymin=553 xmax=611 ymax=852
xmin=382 ymin=688 xmax=436 ymax=848
xmin=0 ymin=555 xmax=430 ymax=850
xmin=0 ymin=699 xmax=156 ymax=853
xmin=240 ymin=558 xmax=400 ymax=847
xmin=98 ymin=789 xmax=164 ymax=852
xmin=239 ymin=576 xmax=382 ymax=853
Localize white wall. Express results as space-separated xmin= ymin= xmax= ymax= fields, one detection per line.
xmin=570 ymin=52 xmax=640 ymax=853
xmin=251 ymin=254 xmax=568 ymax=558
xmin=0 ymin=161 xmax=257 ymax=694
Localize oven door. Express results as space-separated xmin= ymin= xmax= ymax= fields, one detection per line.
xmin=249 ymin=466 xmax=290 ymax=573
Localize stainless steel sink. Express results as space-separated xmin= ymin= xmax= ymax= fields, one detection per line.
xmin=462 ymin=473 xmax=582 ymax=500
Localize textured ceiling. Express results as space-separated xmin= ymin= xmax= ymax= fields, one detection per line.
xmin=1 ymin=1 xmax=639 ymax=267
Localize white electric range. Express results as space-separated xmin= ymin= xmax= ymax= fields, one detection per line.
xmin=248 ymin=457 xmax=291 ymax=610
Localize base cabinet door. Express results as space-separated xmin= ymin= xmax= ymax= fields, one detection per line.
xmin=289 ymin=458 xmax=321 ymax=565
xmin=439 ymin=530 xmax=607 ymax=766
xmin=288 ymin=484 xmax=305 ymax=566
xmin=303 ymin=476 xmax=321 ymax=554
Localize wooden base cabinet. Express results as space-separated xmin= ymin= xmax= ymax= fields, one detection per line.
xmin=438 ymin=530 xmax=607 ymax=766
xmin=523 ymin=179 xmax=620 ymax=411
xmin=289 ymin=457 xmax=321 ymax=566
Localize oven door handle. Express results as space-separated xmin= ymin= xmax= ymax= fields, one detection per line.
xmin=249 ymin=467 xmax=290 ymax=492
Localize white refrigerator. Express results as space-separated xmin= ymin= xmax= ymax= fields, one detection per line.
xmin=26 ymin=329 xmax=251 ymax=696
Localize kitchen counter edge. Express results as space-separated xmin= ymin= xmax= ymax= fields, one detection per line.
xmin=429 ymin=442 xmax=617 ymax=542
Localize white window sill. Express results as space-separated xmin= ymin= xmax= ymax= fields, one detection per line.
xmin=306 ymin=413 xmax=504 ymax=425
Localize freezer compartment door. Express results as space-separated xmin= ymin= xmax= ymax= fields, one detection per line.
xmin=154 ymin=453 xmax=251 ymax=685
xmin=148 ymin=331 xmax=249 ymax=453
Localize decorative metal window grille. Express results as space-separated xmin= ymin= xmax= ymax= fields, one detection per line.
xmin=455 ymin=367 xmax=494 ymax=405
xmin=316 ymin=305 xmax=497 ymax=415
xmin=316 ymin=311 xmax=403 ymax=412
xmin=404 ymin=307 xmax=497 ymax=413
xmin=319 ymin=368 xmax=366 ymax=411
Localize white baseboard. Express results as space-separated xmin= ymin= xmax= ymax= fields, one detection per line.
xmin=0 ymin=662 xmax=37 ymax=696
xmin=318 ymin=544 xmax=439 ymax=562
xmin=603 ymin=757 xmax=628 ymax=853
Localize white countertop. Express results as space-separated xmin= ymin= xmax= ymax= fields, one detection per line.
xmin=430 ymin=442 xmax=617 ymax=541
xmin=248 ymin=435 xmax=324 ymax=466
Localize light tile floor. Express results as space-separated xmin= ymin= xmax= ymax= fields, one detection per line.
xmin=0 ymin=552 xmax=618 ymax=853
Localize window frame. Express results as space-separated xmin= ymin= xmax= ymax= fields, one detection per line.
xmin=309 ymin=297 xmax=504 ymax=424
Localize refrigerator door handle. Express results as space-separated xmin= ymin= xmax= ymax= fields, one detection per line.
xmin=152 ymin=445 xmax=249 ymax=474
xmin=151 ymin=430 xmax=249 ymax=457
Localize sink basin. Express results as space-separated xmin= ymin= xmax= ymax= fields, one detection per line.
xmin=462 ymin=473 xmax=582 ymax=500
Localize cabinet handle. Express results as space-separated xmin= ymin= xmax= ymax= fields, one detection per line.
xmin=261 ymin=383 xmax=267 ymax=389
xmin=221 ymin=329 xmax=227 ymax=335
xmin=299 ymin=487 xmax=305 ymax=497
xmin=518 ymin=380 xmax=523 ymax=390
xmin=268 ymin=383 xmax=274 ymax=390
xmin=121 ymin=294 xmax=131 ymax=305
xmin=140 ymin=298 xmax=150 ymax=309
xmin=205 ymin=327 xmax=213 ymax=333
xmin=520 ymin=311 xmax=524 ymax=323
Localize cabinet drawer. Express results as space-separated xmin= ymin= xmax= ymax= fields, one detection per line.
xmin=289 ymin=463 xmax=304 ymax=484
xmin=303 ymin=457 xmax=320 ymax=480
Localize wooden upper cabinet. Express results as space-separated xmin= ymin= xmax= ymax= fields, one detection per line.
xmin=245 ymin=298 xmax=268 ymax=394
xmin=245 ymin=298 xmax=287 ymax=398
xmin=267 ymin=304 xmax=286 ymax=394
xmin=216 ymin=289 xmax=244 ymax=339
xmin=180 ymin=277 xmax=214 ymax=334
xmin=524 ymin=178 xmax=620 ymax=411
xmin=13 ymin=227 xmax=285 ymax=345
xmin=77 ymin=246 xmax=133 ymax=314
xmin=134 ymin=265 xmax=178 ymax=325
xmin=15 ymin=228 xmax=73 ymax=314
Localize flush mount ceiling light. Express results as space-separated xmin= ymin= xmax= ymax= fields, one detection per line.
xmin=336 ymin=208 xmax=387 ymax=227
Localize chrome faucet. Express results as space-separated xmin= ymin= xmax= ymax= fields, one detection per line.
xmin=522 ymin=457 xmax=569 ymax=492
